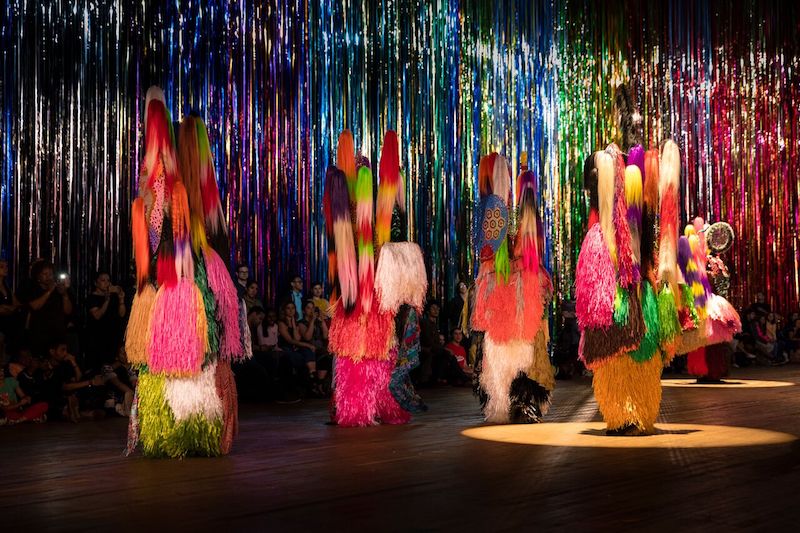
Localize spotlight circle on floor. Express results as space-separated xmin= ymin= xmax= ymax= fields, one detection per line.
xmin=661 ymin=378 xmax=794 ymax=389
xmin=462 ymin=422 xmax=797 ymax=448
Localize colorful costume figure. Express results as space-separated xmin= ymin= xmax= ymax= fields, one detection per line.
xmin=471 ymin=153 xmax=554 ymax=424
xmin=576 ymin=141 xmax=663 ymax=436
xmin=125 ymin=88 xmax=248 ymax=457
xmin=325 ymin=130 xmax=428 ymax=427
xmin=682 ymin=218 xmax=741 ymax=383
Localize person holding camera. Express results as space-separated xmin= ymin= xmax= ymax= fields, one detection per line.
xmin=85 ymin=271 xmax=126 ymax=372
xmin=298 ymin=300 xmax=330 ymax=388
xmin=17 ymin=260 xmax=74 ymax=358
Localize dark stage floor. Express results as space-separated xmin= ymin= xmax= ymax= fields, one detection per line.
xmin=2 ymin=366 xmax=800 ymax=531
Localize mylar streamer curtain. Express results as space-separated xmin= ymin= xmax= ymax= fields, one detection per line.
xmin=1 ymin=1 xmax=798 ymax=313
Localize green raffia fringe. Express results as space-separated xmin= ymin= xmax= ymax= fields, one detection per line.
xmin=657 ymin=286 xmax=681 ymax=346
xmin=195 ymin=254 xmax=220 ymax=364
xmin=681 ymin=283 xmax=700 ymax=327
xmin=630 ymin=282 xmax=660 ymax=363
xmin=494 ymin=238 xmax=510 ymax=285
xmin=137 ymin=371 xmax=222 ymax=458
xmin=613 ymin=286 xmax=629 ymax=326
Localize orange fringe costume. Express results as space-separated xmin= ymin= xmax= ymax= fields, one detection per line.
xmin=472 ymin=154 xmax=554 ymax=424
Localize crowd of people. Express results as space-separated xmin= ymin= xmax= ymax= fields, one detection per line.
xmin=2 ymin=256 xmax=797 ymax=426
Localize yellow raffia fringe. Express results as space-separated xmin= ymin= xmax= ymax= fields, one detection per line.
xmin=592 ymin=354 xmax=663 ymax=432
xmin=527 ymin=325 xmax=555 ymax=393
xmin=195 ymin=284 xmax=210 ymax=355
xmin=125 ymin=284 xmax=157 ymax=365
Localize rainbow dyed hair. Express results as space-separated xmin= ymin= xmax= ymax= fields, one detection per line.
xmin=376 ymin=131 xmax=400 ymax=249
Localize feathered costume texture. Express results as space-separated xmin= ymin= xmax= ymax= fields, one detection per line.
xmin=125 ymin=89 xmax=246 ymax=457
xmin=472 ymin=153 xmax=554 ymax=424
xmin=326 ymin=130 xmax=428 ymax=427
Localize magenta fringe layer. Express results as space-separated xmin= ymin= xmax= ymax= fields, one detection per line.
xmin=148 ymin=280 xmax=203 ymax=376
xmin=706 ymin=294 xmax=742 ymax=344
xmin=204 ymin=248 xmax=244 ymax=361
xmin=334 ymin=356 xmax=395 ymax=427
xmin=576 ymin=224 xmax=616 ymax=330
xmin=329 ymin=295 xmax=395 ymax=361
xmin=375 ymin=347 xmax=411 ymax=425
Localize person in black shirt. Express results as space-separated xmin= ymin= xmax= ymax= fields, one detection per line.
xmin=84 ymin=271 xmax=126 ymax=371
xmin=17 ymin=260 xmax=74 ymax=358
xmin=0 ymin=259 xmax=21 ymax=362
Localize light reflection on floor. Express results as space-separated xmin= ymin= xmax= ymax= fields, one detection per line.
xmin=661 ymin=378 xmax=794 ymax=389
xmin=462 ymin=422 xmax=798 ymax=448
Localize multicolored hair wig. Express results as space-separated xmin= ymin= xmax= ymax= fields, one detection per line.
xmin=328 ymin=167 xmax=358 ymax=312
xmin=478 ymin=152 xmax=498 ymax=197
xmin=336 ymin=129 xmax=357 ymax=201
xmin=640 ymin=149 xmax=660 ymax=286
xmin=355 ymin=167 xmax=375 ymax=313
xmin=514 ymin=170 xmax=540 ymax=273
xmin=376 ymin=131 xmax=400 ymax=250
xmin=657 ymin=140 xmax=681 ymax=297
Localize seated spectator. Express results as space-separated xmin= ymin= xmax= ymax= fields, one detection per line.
xmin=277 ymin=301 xmax=318 ymax=384
xmin=233 ymin=263 xmax=250 ymax=299
xmin=0 ymin=258 xmax=21 ymax=365
xmin=243 ymin=281 xmax=264 ymax=313
xmin=446 ymin=281 xmax=471 ymax=349
xmin=444 ymin=328 xmax=471 ymax=375
xmin=310 ymin=282 xmax=330 ymax=318
xmin=754 ymin=314 xmax=776 ymax=364
xmin=237 ymin=306 xmax=305 ymax=403
xmin=0 ymin=365 xmax=48 ymax=424
xmin=298 ymin=300 xmax=331 ymax=395
xmin=16 ymin=260 xmax=75 ymax=358
xmin=44 ymin=340 xmax=106 ymax=422
xmin=258 ymin=308 xmax=281 ymax=352
xmin=102 ymin=346 xmax=135 ymax=417
xmin=766 ymin=312 xmax=789 ymax=365
xmin=84 ymin=271 xmax=126 ymax=372
xmin=747 ymin=292 xmax=770 ymax=317
xmin=286 ymin=275 xmax=305 ymax=320
xmin=416 ymin=301 xmax=444 ymax=385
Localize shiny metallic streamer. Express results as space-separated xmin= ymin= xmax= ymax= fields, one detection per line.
xmin=0 ymin=1 xmax=797 ymax=314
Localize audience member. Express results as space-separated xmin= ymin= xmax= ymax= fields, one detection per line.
xmin=287 ymin=275 xmax=305 ymax=320
xmin=0 ymin=259 xmax=21 ymax=363
xmin=444 ymin=328 xmax=471 ymax=375
xmin=17 ymin=260 xmax=75 ymax=358
xmin=748 ymin=292 xmax=771 ymax=317
xmin=0 ymin=365 xmax=48 ymax=424
xmin=102 ymin=347 xmax=135 ymax=417
xmin=446 ymin=281 xmax=471 ymax=348
xmin=84 ymin=271 xmax=126 ymax=372
xmin=310 ymin=282 xmax=330 ymax=318
xmin=44 ymin=340 xmax=105 ymax=422
xmin=243 ymin=281 xmax=264 ymax=312
xmin=234 ymin=263 xmax=250 ymax=299
xmin=277 ymin=301 xmax=318 ymax=382
xmin=417 ymin=302 xmax=444 ymax=386
xmin=298 ymin=300 xmax=331 ymax=394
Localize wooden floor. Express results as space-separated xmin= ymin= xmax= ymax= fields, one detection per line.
xmin=2 ymin=366 xmax=800 ymax=532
